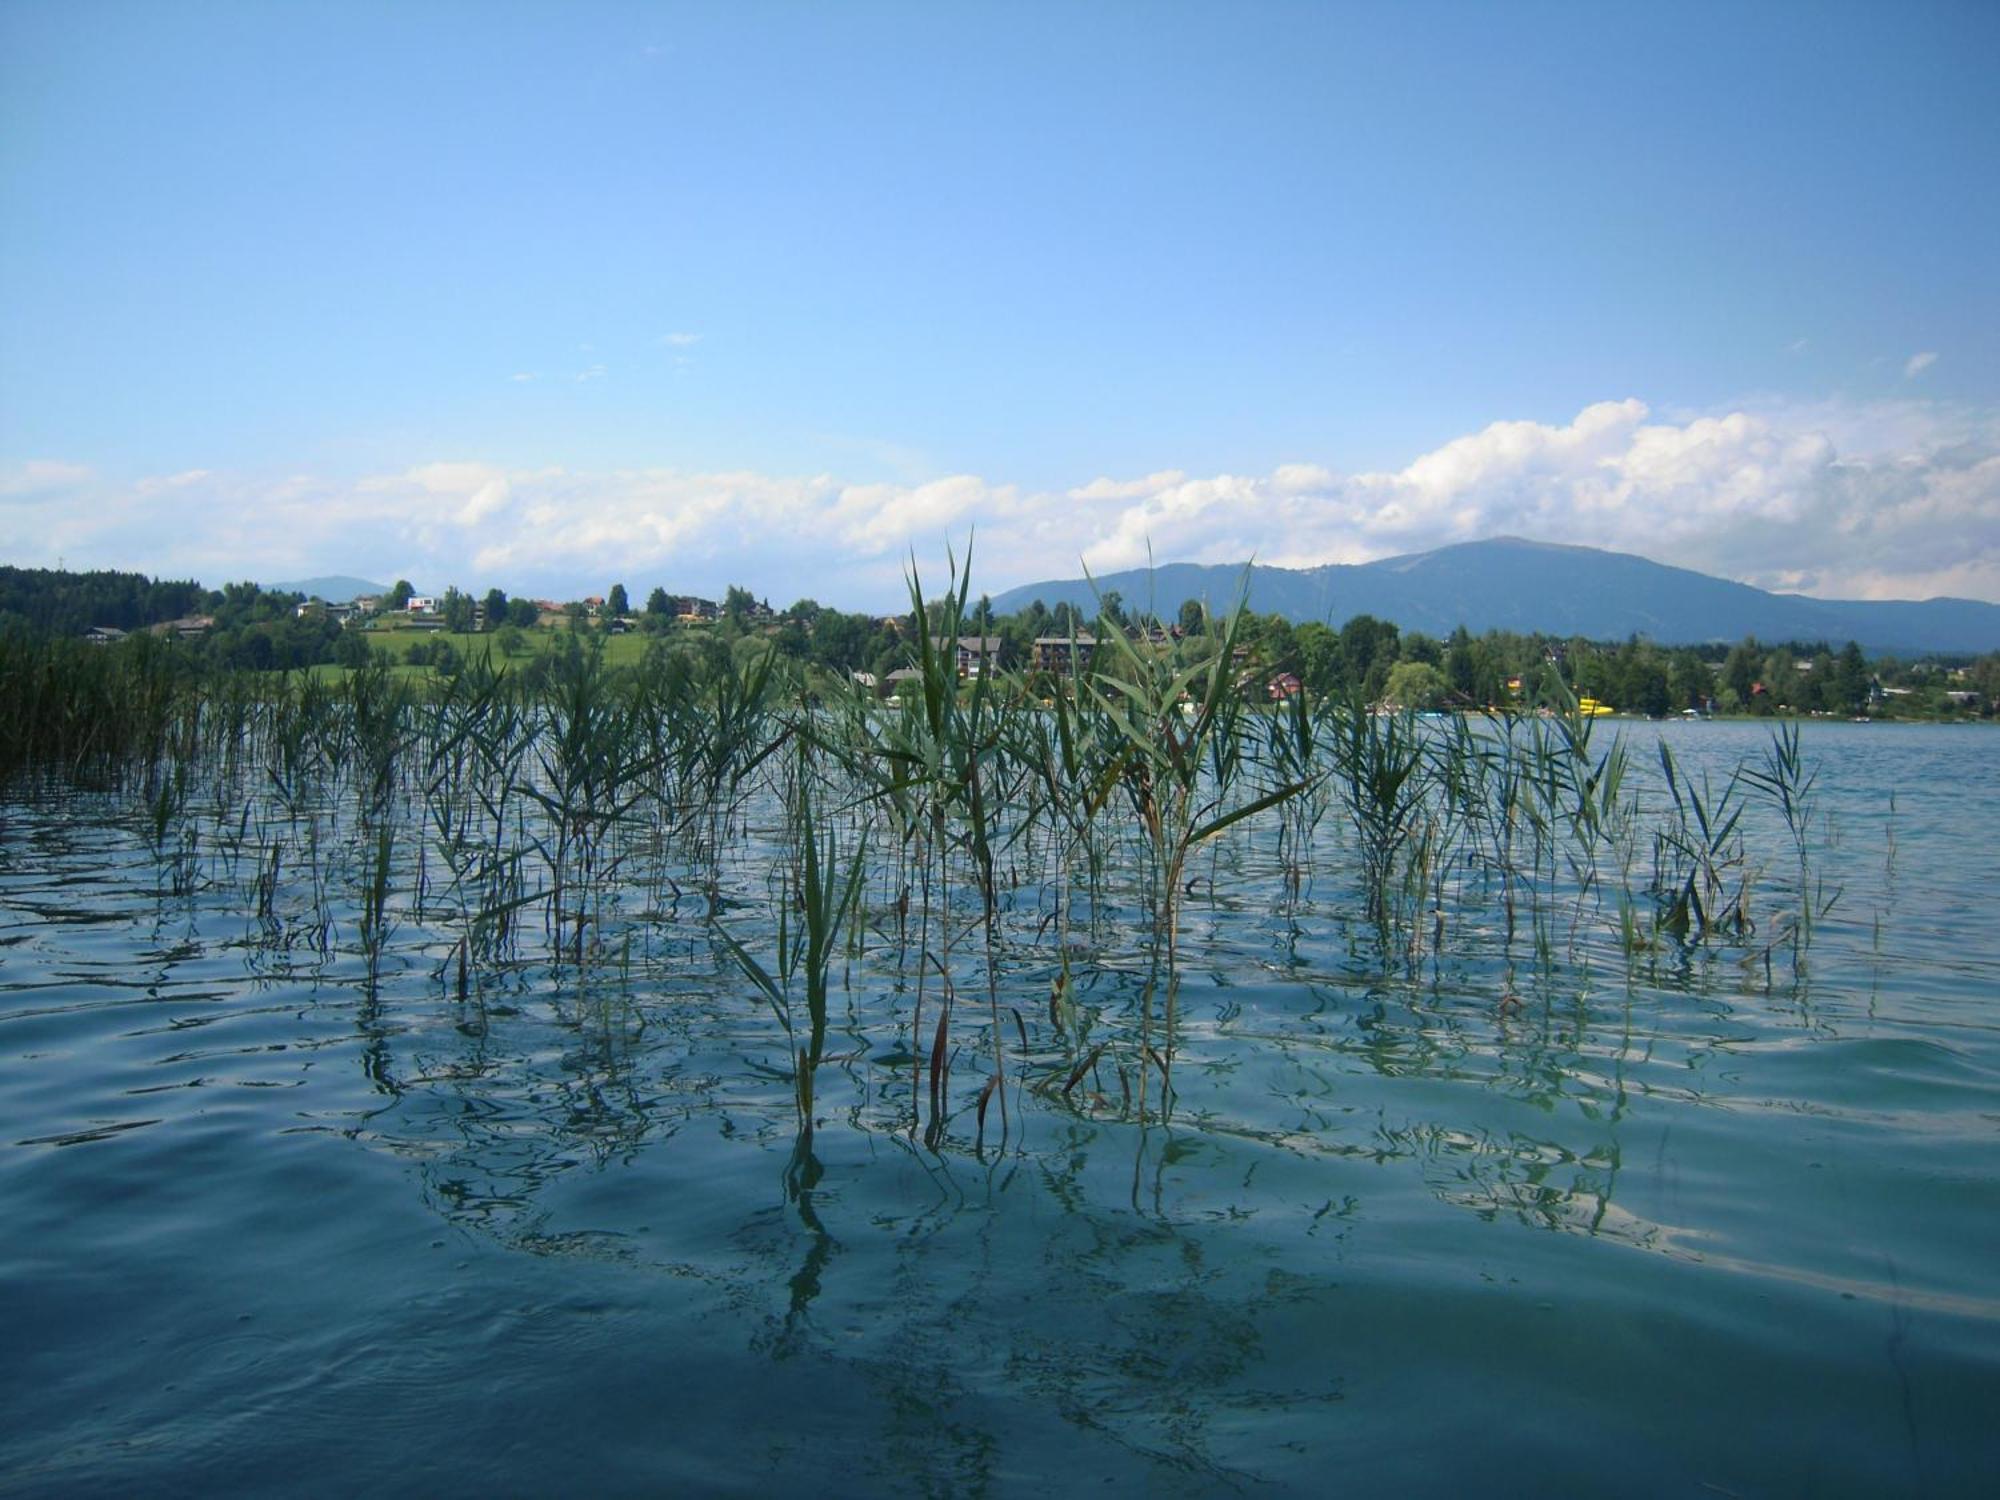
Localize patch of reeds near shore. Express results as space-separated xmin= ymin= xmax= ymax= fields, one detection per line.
xmin=3 ymin=577 xmax=1835 ymax=1137
xmin=0 ymin=625 xmax=204 ymax=783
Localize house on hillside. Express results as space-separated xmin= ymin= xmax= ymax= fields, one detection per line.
xmin=150 ymin=616 xmax=213 ymax=639
xmin=933 ymin=635 xmax=1002 ymax=678
xmin=86 ymin=626 xmax=127 ymax=646
xmin=1267 ymin=672 xmax=1303 ymax=702
xmin=1033 ymin=633 xmax=1098 ymax=674
xmin=296 ymin=599 xmax=359 ymax=624
xmin=407 ymin=596 xmax=438 ymax=615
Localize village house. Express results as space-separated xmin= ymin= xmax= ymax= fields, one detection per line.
xmin=149 ymin=615 xmax=214 ymax=639
xmin=933 ymin=635 xmax=1003 ymax=678
xmin=882 ymin=667 xmax=925 ymax=702
xmin=1032 ymin=632 xmax=1098 ymax=675
xmin=295 ymin=599 xmax=360 ymax=625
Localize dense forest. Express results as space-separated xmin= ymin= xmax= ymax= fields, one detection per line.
xmin=0 ymin=566 xmax=209 ymax=637
xmin=0 ymin=566 xmax=348 ymax=673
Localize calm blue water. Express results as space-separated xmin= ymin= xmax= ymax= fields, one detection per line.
xmin=3 ymin=721 xmax=1997 ymax=1495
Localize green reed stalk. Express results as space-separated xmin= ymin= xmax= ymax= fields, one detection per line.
xmin=1740 ymin=720 xmax=1834 ymax=944
xmin=1328 ymin=698 xmax=1428 ymax=932
xmin=711 ymin=745 xmax=866 ymax=1134
xmin=1651 ymin=737 xmax=1751 ymax=940
xmin=1084 ymin=591 xmax=1303 ymax=1113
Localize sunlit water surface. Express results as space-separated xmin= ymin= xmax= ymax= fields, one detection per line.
xmin=3 ymin=721 xmax=1996 ymax=1495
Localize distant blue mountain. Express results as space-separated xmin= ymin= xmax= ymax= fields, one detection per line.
xmin=267 ymin=575 xmax=389 ymax=603
xmin=988 ymin=538 xmax=2000 ymax=656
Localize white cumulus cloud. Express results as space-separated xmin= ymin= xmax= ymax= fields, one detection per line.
xmin=5 ymin=396 xmax=1995 ymax=607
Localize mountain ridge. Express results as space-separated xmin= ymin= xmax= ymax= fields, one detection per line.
xmin=988 ymin=539 xmax=2000 ymax=655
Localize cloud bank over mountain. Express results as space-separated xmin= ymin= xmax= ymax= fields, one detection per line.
xmin=6 ymin=396 xmax=1995 ymax=610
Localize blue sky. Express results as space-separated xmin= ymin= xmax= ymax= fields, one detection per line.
xmin=3 ymin=0 xmax=1995 ymax=608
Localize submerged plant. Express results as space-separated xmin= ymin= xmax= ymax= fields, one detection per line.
xmin=1741 ymin=720 xmax=1838 ymax=945
xmin=1084 ymin=591 xmax=1304 ymax=1114
xmin=1327 ymin=698 xmax=1429 ymax=931
xmin=1651 ymin=737 xmax=1752 ymax=941
xmin=522 ymin=638 xmax=659 ymax=963
xmin=712 ymin=747 xmax=867 ymax=1135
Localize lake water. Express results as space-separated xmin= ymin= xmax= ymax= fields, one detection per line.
xmin=2 ymin=719 xmax=1996 ymax=1495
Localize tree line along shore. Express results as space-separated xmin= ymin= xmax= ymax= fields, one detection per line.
xmin=2 ymin=562 xmax=1994 ymax=722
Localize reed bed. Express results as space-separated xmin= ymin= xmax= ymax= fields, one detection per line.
xmin=3 ymin=585 xmax=1832 ymax=1143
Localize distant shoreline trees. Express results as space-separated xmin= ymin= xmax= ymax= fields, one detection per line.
xmin=1 ymin=564 xmax=1992 ymax=719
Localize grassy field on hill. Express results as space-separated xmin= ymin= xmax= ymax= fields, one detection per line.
xmin=358 ymin=622 xmax=662 ymax=674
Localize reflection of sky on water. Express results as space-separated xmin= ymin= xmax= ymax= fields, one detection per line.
xmin=2 ymin=722 xmax=1996 ymax=1491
